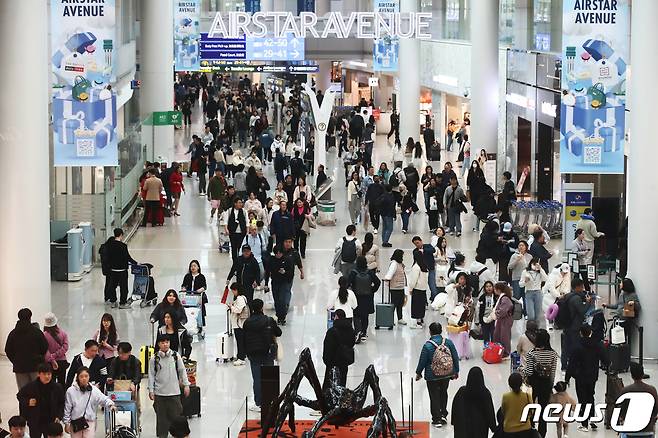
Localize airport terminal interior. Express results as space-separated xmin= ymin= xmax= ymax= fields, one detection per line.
xmin=1 ymin=0 xmax=657 ymax=437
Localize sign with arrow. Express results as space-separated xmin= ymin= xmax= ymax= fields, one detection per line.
xmin=287 ymin=64 xmax=319 ymax=74
xmin=246 ymin=35 xmax=305 ymax=61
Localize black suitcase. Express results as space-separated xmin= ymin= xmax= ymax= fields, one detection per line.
xmin=607 ymin=343 xmax=630 ymax=373
xmin=427 ymin=143 xmax=441 ymax=161
xmin=604 ymin=372 xmax=624 ymax=429
xmin=375 ymin=281 xmax=395 ymax=330
xmin=181 ymin=385 xmax=201 ymax=417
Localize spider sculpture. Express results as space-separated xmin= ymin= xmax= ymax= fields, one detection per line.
xmin=261 ymin=348 xmax=398 ymax=438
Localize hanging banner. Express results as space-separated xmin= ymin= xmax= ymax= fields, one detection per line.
xmin=50 ymin=0 xmax=118 ymax=167
xmin=559 ymin=0 xmax=629 ymax=174
xmin=174 ymin=0 xmax=201 ymax=71
xmin=562 ymin=183 xmax=593 ymax=251
xmin=373 ymin=0 xmax=399 ymax=72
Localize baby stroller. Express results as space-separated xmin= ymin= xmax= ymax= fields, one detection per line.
xmin=131 ymin=263 xmax=158 ymax=307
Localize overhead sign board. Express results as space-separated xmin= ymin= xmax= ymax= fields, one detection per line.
xmin=245 ymin=36 xmax=305 ymax=61
xmin=199 ymin=33 xmax=246 ymax=60
xmin=288 ymin=64 xmax=319 ymax=74
xmin=368 ymin=77 xmax=379 ymax=87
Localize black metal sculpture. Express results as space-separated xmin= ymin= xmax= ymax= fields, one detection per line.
xmin=262 ymin=348 xmax=398 ymax=437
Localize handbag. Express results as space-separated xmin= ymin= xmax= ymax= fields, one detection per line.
xmin=611 ymin=320 xmax=626 ymax=345
xmin=113 ymin=379 xmax=132 ymax=391
xmin=429 ymin=197 xmax=438 ymax=211
xmin=622 ymin=301 xmax=635 ymax=318
xmin=71 ymin=390 xmax=92 ymax=432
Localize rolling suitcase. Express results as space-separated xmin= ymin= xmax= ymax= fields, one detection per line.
xmin=327 ymin=309 xmax=336 ymax=329
xmin=427 ymin=142 xmax=441 ymax=161
xmin=215 ymin=309 xmax=235 ymax=363
xmin=181 ymin=385 xmax=201 ymax=418
xmin=604 ymin=372 xmax=624 ymax=429
xmin=140 ymin=322 xmax=156 ymax=376
xmin=607 ymin=342 xmax=630 ymax=373
xmin=375 ymin=281 xmax=395 ymax=330
xmin=510 ymin=351 xmax=522 ymax=374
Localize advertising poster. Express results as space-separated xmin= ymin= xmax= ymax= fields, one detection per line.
xmin=174 ymin=0 xmax=201 ymax=71
xmin=373 ymin=0 xmax=399 ymax=72
xmin=559 ymin=0 xmax=629 ymax=174
xmin=50 ymin=0 xmax=118 ymax=167
xmin=562 ymin=183 xmax=593 ymax=251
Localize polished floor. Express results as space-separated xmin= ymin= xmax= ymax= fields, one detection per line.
xmin=1 ymin=107 xmax=653 ymax=438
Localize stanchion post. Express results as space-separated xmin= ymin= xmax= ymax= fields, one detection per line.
xmin=639 ymin=325 xmax=644 ymax=366
xmin=245 ymin=396 xmax=248 ymax=437
xmin=400 ymin=371 xmax=405 ymax=426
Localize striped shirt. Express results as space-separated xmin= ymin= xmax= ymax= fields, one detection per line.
xmin=523 ymin=348 xmax=559 ymax=384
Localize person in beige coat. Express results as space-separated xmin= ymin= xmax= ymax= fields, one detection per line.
xmin=143 ymin=170 xmax=164 ymax=227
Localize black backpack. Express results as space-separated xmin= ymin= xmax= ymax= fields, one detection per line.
xmin=341 ymin=237 xmax=357 ymax=263
xmin=554 ymin=293 xmax=574 ymax=330
xmin=467 ymin=268 xmax=487 ymax=297
xmin=352 ymin=270 xmax=372 ymax=296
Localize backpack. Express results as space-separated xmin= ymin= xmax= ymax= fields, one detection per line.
xmin=341 ymin=237 xmax=357 ymax=263
xmin=533 ymin=354 xmax=553 ymax=379
xmin=554 ymin=293 xmax=574 ymax=330
xmin=467 ymin=267 xmax=487 ymax=297
xmin=428 ymin=339 xmax=454 ymax=377
xmin=352 ymin=270 xmax=373 ymax=296
xmin=511 ymin=298 xmax=524 ymax=321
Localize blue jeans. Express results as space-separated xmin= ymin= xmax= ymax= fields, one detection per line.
xmin=525 ymin=290 xmax=542 ymax=325
xmin=272 ymin=280 xmax=293 ymax=321
xmin=460 ymin=156 xmax=471 ymax=177
xmin=428 ymin=269 xmax=438 ymax=302
xmin=381 ymin=216 xmax=394 ymax=244
xmin=447 ymin=208 xmax=462 ymax=233
xmin=511 ymin=280 xmax=526 ymax=316
xmin=248 ymin=354 xmax=274 ymax=406
xmin=401 ymin=211 xmax=410 ymax=231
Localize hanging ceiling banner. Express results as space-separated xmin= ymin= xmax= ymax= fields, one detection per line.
xmin=373 ymin=0 xmax=399 ymax=72
xmin=174 ymin=0 xmax=201 ymax=71
xmin=559 ymin=0 xmax=629 ymax=174
xmin=50 ymin=0 xmax=118 ymax=167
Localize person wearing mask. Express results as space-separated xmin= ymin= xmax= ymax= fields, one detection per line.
xmin=65 ymin=340 xmax=108 ymax=392
xmin=150 ymin=290 xmax=188 ymax=328
xmin=520 ymin=259 xmax=549 ymax=328
xmin=451 ymin=367 xmax=496 ymax=438
xmin=92 ymin=313 xmax=118 ymax=363
xmin=425 ymin=178 xmax=442 ymax=232
xmin=571 ymin=228 xmax=591 ymax=290
xmin=365 ymin=175 xmax=385 ymax=234
xmin=5 ymin=308 xmax=48 ymax=390
xmin=500 ymin=373 xmax=533 ymax=437
xmin=243 ymin=299 xmax=282 ymax=413
xmin=226 ymin=198 xmax=248 ymax=261
xmin=226 ymin=245 xmax=261 ymax=303
xmin=156 ymin=313 xmax=192 ymax=360
xmin=575 ymin=208 xmax=604 ymax=262
xmin=523 ymin=329 xmax=560 ymax=437
xmin=148 ymin=336 xmax=190 ymax=438
xmin=466 ymin=161 xmax=487 ymax=232
xmin=484 ymin=282 xmax=514 ymax=357
xmin=142 ymin=170 xmax=164 ymax=227
xmin=528 ymin=230 xmax=555 ymax=273
xmin=322 ymin=309 xmax=356 ymax=388
xmin=477 ymin=281 xmax=497 ymax=346
xmin=327 ymin=276 xmax=358 ymax=324
xmin=229 ymin=283 xmax=250 ymax=367
xmin=560 ymin=279 xmax=591 ymax=371
xmin=377 ymin=185 xmax=396 ymax=247
xmin=603 ymin=277 xmax=641 ymax=349
xmin=106 ymin=342 xmax=142 ymax=397
xmin=17 ymin=363 xmax=65 ymax=438
xmin=181 ymin=260 xmax=208 ymax=335
xmin=42 ymin=313 xmax=69 ymax=387
xmin=415 ymin=322 xmax=460 ymax=428
xmin=361 ymin=232 xmax=380 ymax=273
xmin=618 ymin=362 xmax=658 ymax=436
xmin=508 ymin=241 xmax=532 ymax=315
xmin=270 ymin=200 xmax=295 ymax=248
xmin=348 ymin=256 xmax=380 ymax=343
xmin=443 ymin=176 xmax=467 ymax=237
xmin=268 ymin=240 xmax=304 ymax=326
xmin=335 ymin=225 xmax=362 ymax=278
xmin=565 ymin=324 xmax=608 ymax=432
xmin=63 ymin=367 xmax=115 ymax=438
xmin=408 ymin=251 xmax=430 ymax=329
xmin=498 ymin=222 xmax=519 ymax=282
xmin=104 ymin=228 xmax=138 ymax=308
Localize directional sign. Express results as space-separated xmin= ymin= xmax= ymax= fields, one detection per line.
xmin=199 ymin=33 xmax=246 ymax=60
xmin=246 ymin=35 xmax=305 ymax=61
xmin=287 ymin=64 xmax=319 ymax=74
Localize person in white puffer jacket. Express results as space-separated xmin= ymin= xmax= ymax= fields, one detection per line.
xmin=64 ymin=367 xmax=115 ymax=437
xmin=542 ymin=263 xmax=572 ymax=330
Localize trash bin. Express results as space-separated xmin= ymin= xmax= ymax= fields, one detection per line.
xmin=317 ymin=200 xmax=336 ymax=226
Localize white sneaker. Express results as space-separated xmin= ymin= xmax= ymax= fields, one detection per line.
xmin=209 ymin=217 xmax=214 ymax=224
xmin=249 ymin=405 xmax=261 ymax=413
xmin=374 ymin=229 xmax=378 ymax=235
xmin=398 ymin=319 xmax=407 ymax=325
xmin=577 ymin=425 xmax=590 ymax=432
xmin=233 ymin=359 xmax=246 ymax=366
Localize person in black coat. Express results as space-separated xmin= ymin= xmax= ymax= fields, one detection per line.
xmin=560 ymin=279 xmax=592 ymax=371
xmin=498 ymin=171 xmax=517 ymax=222
xmin=377 ymin=186 xmax=397 ymax=247
xmin=107 ymin=342 xmax=142 ymax=394
xmin=150 ymin=290 xmax=188 ymax=327
xmin=226 ymin=198 xmax=248 ymax=261
xmin=270 ymin=200 xmax=295 ymax=246
xmin=16 ymin=363 xmax=65 ymax=438
xmin=498 ymin=223 xmax=519 ymax=282
xmin=528 ymin=230 xmax=554 ymax=272
xmin=365 ymin=176 xmax=385 ymax=232
xmin=466 ymin=162 xmax=487 ymax=232
xmin=181 ymin=259 xmax=209 ymax=332
xmin=348 ymin=256 xmax=381 ymax=343
xmin=226 ymin=245 xmax=262 ymax=302
xmin=103 ymin=228 xmax=138 ymax=307
xmin=403 ymin=164 xmax=420 ymax=202
xmin=565 ymin=324 xmax=608 ymax=431
xmin=476 ymin=221 xmax=504 ymax=263
xmin=322 ymin=310 xmax=355 ymax=388
xmin=5 ymin=308 xmax=48 ymax=390
xmin=65 ymin=340 xmax=108 ymax=392
xmin=451 ymin=366 xmax=496 ymax=438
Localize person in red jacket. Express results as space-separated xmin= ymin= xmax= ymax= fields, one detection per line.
xmin=169 ymin=163 xmax=185 ymax=216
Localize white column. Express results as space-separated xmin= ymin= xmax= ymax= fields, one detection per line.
xmin=315 ymin=60 xmax=332 ymax=94
xmin=260 ymin=0 xmax=273 ymax=11
xmin=469 ymin=0 xmax=499 ymax=153
xmin=627 ymin=0 xmax=658 ymax=359
xmin=0 ymin=0 xmax=51 ymax=351
xmin=398 ymin=0 xmax=420 ymax=144
xmin=141 ymin=0 xmax=175 ymax=161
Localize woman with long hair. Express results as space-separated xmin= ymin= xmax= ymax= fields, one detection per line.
xmin=348 ymin=256 xmax=380 ymax=343
xmin=451 ymin=367 xmax=497 ymax=438
xmin=169 ymin=163 xmax=185 ymax=216
xmin=384 ymin=249 xmax=407 ymax=325
xmin=347 ymin=172 xmax=362 ymax=225
xmin=408 ymin=250 xmax=429 ymax=328
xmin=466 ymin=159 xmax=486 ymax=232
xmin=93 ymin=313 xmax=118 ymax=362
xmin=181 ymin=259 xmax=209 ymax=335
xmin=488 ymin=282 xmax=515 ymax=357
xmin=447 ymin=252 xmax=469 ymax=282
xmin=150 ymin=289 xmax=188 ymax=327
xmin=360 ymin=232 xmax=379 ymax=273
xmin=520 ymin=257 xmax=548 ymax=327
xmin=292 ymin=197 xmax=312 ymax=258
xmin=157 ymin=312 xmax=192 ymax=359
xmin=63 ymin=367 xmax=115 ymax=437
xmin=326 ymin=276 xmax=358 ymax=322
xmin=43 ymin=312 xmax=69 ymax=386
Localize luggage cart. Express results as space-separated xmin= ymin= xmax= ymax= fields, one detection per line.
xmin=179 ymin=291 xmax=206 ymax=341
xmin=130 ymin=264 xmax=157 ymax=307
xmin=105 ymin=392 xmax=140 ymax=437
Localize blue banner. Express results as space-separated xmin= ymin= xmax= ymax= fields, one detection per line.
xmin=373 ymin=0 xmax=399 ymax=72
xmin=297 ymin=0 xmax=314 ymax=14
xmin=246 ymin=36 xmax=305 ymax=61
xmin=559 ymin=0 xmax=628 ymax=174
xmin=174 ymin=0 xmax=201 ymax=71
xmin=50 ymin=0 xmax=118 ymax=167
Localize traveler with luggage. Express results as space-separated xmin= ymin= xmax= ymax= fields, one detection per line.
xmin=499 ymin=373 xmax=533 ymax=437
xmin=415 ymin=322 xmax=460 ymax=428
xmin=412 ymin=236 xmax=439 ymax=302
xmin=508 ymin=241 xmax=532 ymax=314
xmin=157 ymin=313 xmax=192 ymax=359
xmin=92 ymin=313 xmax=119 ymax=363
xmin=383 ymin=249 xmax=407 ymax=326
xmin=522 ymin=329 xmax=559 ymax=437
xmin=603 ymin=277 xmax=641 ymax=349
xmin=142 ymin=169 xmax=164 ymax=227
xmin=169 ymin=417 xmax=191 ymax=438
xmin=484 ymin=282 xmax=514 ymax=357
xmin=65 ymin=340 xmax=108 ymax=392
xmin=229 ymin=283 xmax=250 ymax=366
xmin=443 ymin=175 xmax=467 ymax=237
xmin=150 ymin=290 xmax=188 ymax=327
xmin=181 ymin=260 xmax=208 ymax=335
xmin=565 ymin=324 xmax=608 ymax=432
xmin=519 ymin=259 xmax=548 ymax=328
xmin=558 ymin=279 xmax=591 ymax=371
xmin=322 ymin=309 xmax=356 ymax=388
xmin=408 ymin=251 xmax=430 ymax=329
xmin=16 ymin=363 xmax=65 ymax=438
xmin=347 ymin=172 xmax=363 ymax=225
xmin=477 ymin=281 xmax=497 ymax=346
xmin=244 ymin=299 xmax=282 ymax=413
xmin=43 ymin=313 xmax=69 ymax=387
xmin=148 ymin=335 xmax=190 ymax=438
xmin=326 ymin=276 xmax=358 ymax=323
xmin=5 ymin=308 xmax=49 ymax=390
xmin=63 ymin=367 xmax=116 ymax=438
xmin=225 ymin=198 xmax=249 ymax=261
xmin=103 ymin=228 xmax=139 ymax=308
xmin=451 ymin=367 xmax=497 ymax=438
xmin=226 ymin=245 xmax=261 ymax=303
xmin=348 ymin=256 xmax=380 ymax=343
xmin=107 ymin=342 xmax=142 ymax=396
xmin=335 ymin=225 xmax=362 ymax=278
